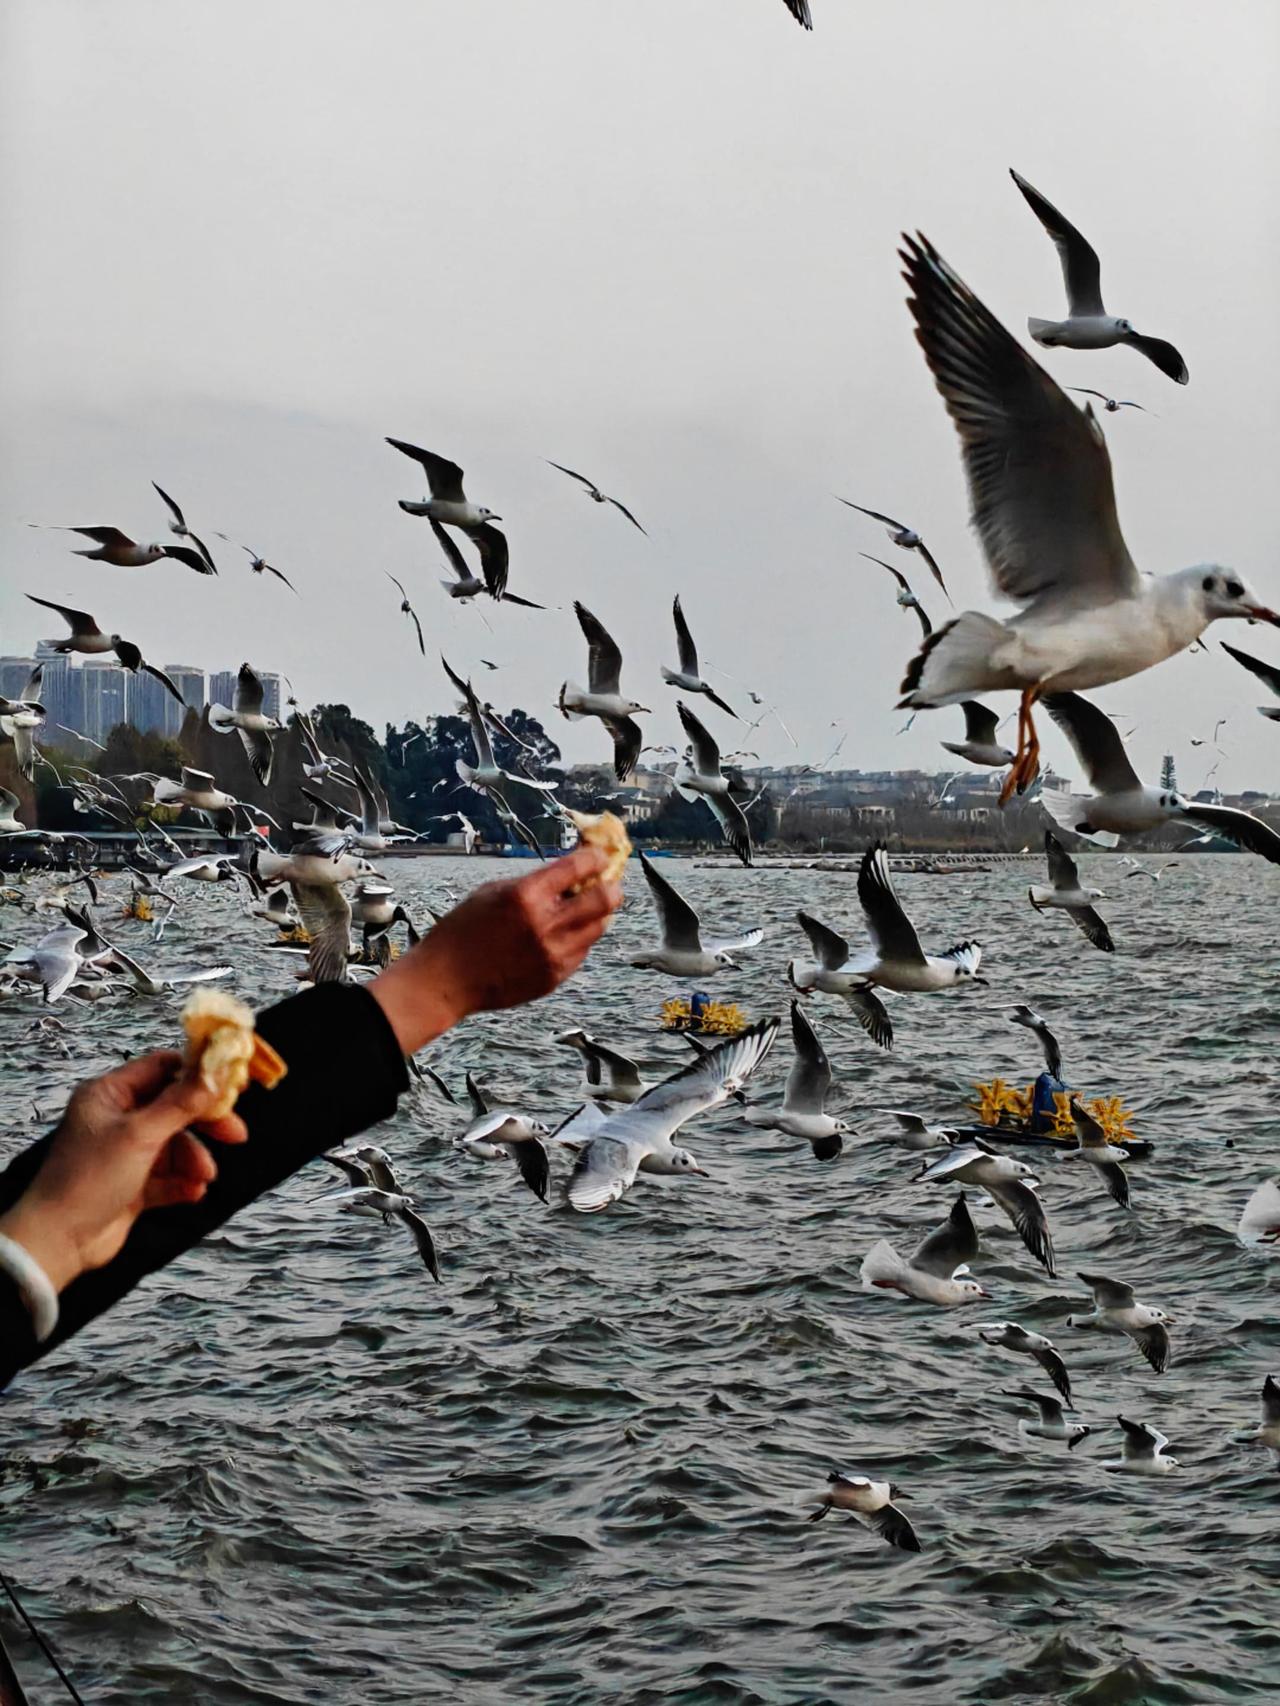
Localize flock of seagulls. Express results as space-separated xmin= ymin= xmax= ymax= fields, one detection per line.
xmin=3 ymin=133 xmax=1279 ymax=1562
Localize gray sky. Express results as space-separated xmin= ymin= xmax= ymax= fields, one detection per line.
xmin=3 ymin=0 xmax=1277 ymax=792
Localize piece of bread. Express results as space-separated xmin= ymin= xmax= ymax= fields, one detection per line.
xmin=181 ymin=987 xmax=287 ymax=1119
xmin=564 ymin=809 xmax=631 ymax=886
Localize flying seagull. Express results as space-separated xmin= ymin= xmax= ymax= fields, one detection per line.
xmin=57 ymin=525 xmax=215 ymax=576
xmin=208 ymin=663 xmax=281 ymax=785
xmin=787 ymin=910 xmax=894 ymax=1050
xmin=806 ymin=1474 xmax=919 ymax=1552
xmin=1011 ymin=169 xmax=1189 ymax=384
xmin=386 ymin=437 xmax=500 ymax=530
xmin=1067 ymin=388 xmax=1148 ymax=414
xmin=1027 ymin=830 xmax=1114 ymax=953
xmin=842 ymin=844 xmax=984 ymax=998
xmin=743 ymin=1000 xmax=849 ymax=1161
xmin=860 ymin=1193 xmax=988 ymax=1306
xmin=151 ymin=482 xmax=219 ymax=572
xmin=917 ymin=1137 xmax=1055 ymax=1276
xmin=661 ymin=596 xmax=737 ymax=716
xmin=0 ymin=663 xmax=45 ymax=780
xmin=838 ymin=500 xmax=948 ymax=596
xmin=1003 ymin=1390 xmax=1093 ymax=1449
xmin=673 ymin=700 xmax=753 ymax=865
xmin=233 ymin=543 xmax=297 ymax=592
xmin=1005 ymin=1004 xmax=1063 ymax=1080
xmin=1041 ymin=691 xmax=1280 ymax=864
xmin=861 ymin=553 xmax=932 ymax=639
xmin=894 ymin=235 xmax=1276 ymax=802
xmin=977 ymin=1322 xmax=1073 ymax=1406
xmin=629 ymin=852 xmax=764 ymax=976
xmin=1103 ymin=1416 xmax=1179 ymax=1475
xmin=1067 ymin=1272 xmax=1173 ymax=1373
xmin=24 ymin=595 xmax=186 ymax=707
xmin=1220 ymin=641 xmax=1280 ymax=721
xmin=940 ymin=701 xmax=1013 ymax=769
xmin=559 ymin=602 xmax=649 ymax=781
xmin=546 ymin=461 xmax=647 ymax=534
xmin=1067 ymin=1097 xmax=1131 ymax=1209
xmin=386 ymin=573 xmax=425 ymax=654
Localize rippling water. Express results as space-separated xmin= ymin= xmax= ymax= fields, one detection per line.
xmin=2 ymin=853 xmax=1278 ymax=1705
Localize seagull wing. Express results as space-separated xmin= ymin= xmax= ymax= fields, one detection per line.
xmin=385 ymin=438 xmax=467 ymax=501
xmin=912 ymin=540 xmax=949 ymax=598
xmin=837 ymin=500 xmax=907 ymax=530
xmin=870 ymin=1502 xmax=921 ymax=1554
xmin=185 ymin=531 xmax=219 ymax=573
xmin=857 ymin=845 xmax=926 ymax=966
xmin=291 ymin=882 xmax=351 ymax=984
xmin=1125 ymin=332 xmax=1189 ymax=386
xmin=708 ymin=791 xmax=754 ymax=867
xmin=473 ymin=523 xmax=509 ymax=600
xmin=604 ymin=715 xmax=643 ymax=783
xmin=163 ymin=545 xmax=217 ymax=576
xmin=574 ymin=602 xmax=624 ymax=694
xmin=1009 ymin=169 xmax=1105 ymax=317
xmin=1078 ymin=1271 xmax=1135 ymax=1309
xmin=605 ymin=495 xmax=647 ymax=535
xmin=430 ymin=518 xmax=474 ymax=584
xmin=1041 ymin=692 xmax=1143 ymax=794
xmin=783 ymin=1 xmax=813 ymax=29
xmin=142 ymin=662 xmax=187 ymax=707
xmin=25 ymin=594 xmax=103 ymax=638
xmin=512 ymin=1137 xmax=550 ymax=1203
xmin=565 ymin=1134 xmax=647 ymax=1213
xmin=1178 ymin=804 xmax=1280 ymax=866
xmin=1129 ymin=1321 xmax=1170 ymax=1373
xmin=396 ymin=1205 xmax=441 ymax=1281
xmin=546 ymin=460 xmax=597 ymax=491
xmin=989 ymin=1179 xmax=1056 ymax=1277
xmin=910 ymin=1193 xmax=979 ymax=1278
xmin=960 ymin=701 xmax=1001 ymax=746
xmin=900 ymin=234 xmax=1140 ymax=611
xmin=263 ymin=562 xmax=298 ymax=593
xmin=1067 ymin=905 xmax=1115 ymax=954
xmin=626 ymin=1019 xmax=779 ymax=1134
xmin=239 ymin=724 xmax=274 ymax=787
xmin=796 ymin=910 xmax=850 ymax=970
xmin=1119 ymin=1415 xmax=1167 ymax=1459
xmin=677 ymin=700 xmax=722 ymax=775
xmin=640 ymin=852 xmax=702 ymax=951
xmin=66 ymin=526 xmax=135 ymax=548
xmin=151 ymin=481 xmax=186 ymax=530
xmin=1044 ymin=829 xmax=1082 ymax=891
xmin=1220 ymin=641 xmax=1280 ymax=701
xmin=704 ymin=925 xmax=765 ymax=956
xmin=845 ymin=986 xmax=894 ymax=1050
xmin=1031 ymin=1343 xmax=1072 ymax=1406
xmin=672 ymin=595 xmax=699 ymax=676
xmin=784 ymin=1000 xmax=832 ymax=1113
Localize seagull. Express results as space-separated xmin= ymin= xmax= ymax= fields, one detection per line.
xmin=1220 ymin=641 xmax=1280 ymax=720
xmin=442 ymin=657 xmax=559 ymax=827
xmin=252 ymin=833 xmax=377 ymax=984
xmin=546 ymin=461 xmax=647 ymax=534
xmin=386 ymin=437 xmax=501 ymax=531
xmin=861 ymin=1193 xmax=988 ymax=1306
xmin=322 ymin=1145 xmax=403 ymax=1194
xmin=838 ymin=500 xmax=949 ymax=596
xmin=208 ymin=663 xmax=281 ymax=785
xmin=842 ymin=845 xmax=984 ymax=998
xmin=251 ymin=886 xmax=300 ymax=933
xmin=314 ymin=1186 xmax=439 ymax=1282
xmin=661 ymin=597 xmax=737 ymax=716
xmin=1041 ymin=692 xmax=1280 ymax=863
xmin=977 ymin=1322 xmax=1073 ymax=1406
xmin=1119 ymin=856 xmax=1179 ymax=881
xmin=58 ymin=525 xmax=216 ymax=575
xmin=152 ymin=766 xmax=239 ymax=818
xmin=673 ymin=701 xmax=753 ymax=865
xmin=782 ymin=0 xmax=813 ymax=29
xmin=860 ymin=554 xmax=932 ymax=639
xmin=0 ymin=664 xmax=45 ymax=780
xmin=917 ymin=1137 xmax=1056 ymax=1276
xmin=787 ymin=912 xmax=894 ymax=1050
xmin=559 ymin=603 xmax=649 ymax=782
xmin=151 ymin=482 xmax=218 ymax=571
xmin=1232 ymin=1375 xmax=1280 ymax=1457
xmin=1068 ymin=1272 xmax=1172 ymax=1373
xmin=25 ymin=595 xmax=187 ymax=708
xmin=429 ymin=517 xmax=488 ymax=601
xmin=296 ymin=714 xmax=354 ymax=789
xmin=555 ymin=1029 xmax=650 ymax=1105
xmin=1003 ymin=1390 xmax=1092 ymax=1448
xmin=1067 ymin=388 xmax=1148 ymax=414
xmin=743 ymin=1000 xmax=850 ymax=1160
xmin=3 ymin=920 xmax=89 ymax=1004
xmin=228 ymin=542 xmax=297 ymax=592
xmin=1027 ymin=830 xmax=1114 ymax=953
xmin=940 ymin=701 xmax=1014 ymax=769
xmin=1011 ymin=169 xmax=1189 ymax=384
xmin=629 ymin=852 xmax=763 ymax=976
xmin=1068 ymin=1097 xmax=1131 ymax=1210
xmin=1005 ymin=1003 xmax=1063 ymax=1079
xmin=455 ymin=1073 xmax=551 ymax=1201
xmin=564 ymin=1020 xmax=778 ymax=1213
xmin=875 ymin=1110 xmax=953 ymax=1152
xmin=806 ymin=1474 xmax=919 ymax=1552
xmin=1104 ymin=1416 xmax=1179 ymax=1475
xmin=894 ymin=234 xmax=1276 ymax=802
xmin=1237 ymin=1177 xmax=1280 ymax=1249
xmin=105 ymin=946 xmax=233 ymax=997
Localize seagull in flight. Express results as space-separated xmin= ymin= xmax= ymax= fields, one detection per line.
xmin=546 ymin=461 xmax=647 ymax=534
xmin=861 ymin=1193 xmax=989 ymax=1306
xmin=1103 ymin=1416 xmax=1179 ymax=1475
xmin=386 ymin=573 xmax=425 ymax=654
xmin=629 ymin=852 xmax=763 ymax=977
xmin=1005 ymin=1003 xmax=1063 ymax=1079
xmin=860 ymin=553 xmax=932 ymax=638
xmin=673 ymin=701 xmax=753 ymax=865
xmin=940 ymin=700 xmax=1013 ymax=769
xmin=1221 ymin=641 xmax=1280 ymax=721
xmin=806 ymin=1474 xmax=919 ymax=1553
xmin=743 ymin=1000 xmax=849 ymax=1161
xmin=838 ymin=500 xmax=949 ymax=597
xmin=208 ymin=663 xmax=280 ymax=785
xmin=1011 ymin=169 xmax=1189 ymax=384
xmin=54 ymin=525 xmax=215 ymax=576
xmin=24 ymin=595 xmax=187 ymax=707
xmin=387 ymin=437 xmax=500 ymax=530
xmin=918 ymin=1137 xmax=1055 ymax=1275
xmin=788 ymin=910 xmax=894 ymax=1050
xmin=662 ymin=596 xmax=737 ymax=716
xmin=1067 ymin=1271 xmax=1173 ymax=1373
xmin=151 ymin=482 xmax=218 ymax=572
xmin=233 ymin=543 xmax=297 ymax=592
xmin=428 ymin=516 xmax=539 ymax=609
xmin=559 ymin=603 xmax=649 ymax=782
xmin=1067 ymin=388 xmax=1148 ymax=414
xmin=1027 ymin=830 xmax=1114 ymax=953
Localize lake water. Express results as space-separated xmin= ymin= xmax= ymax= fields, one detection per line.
xmin=2 ymin=853 xmax=1278 ymax=1704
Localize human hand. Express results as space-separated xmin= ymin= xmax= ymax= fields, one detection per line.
xmin=0 ymin=1051 xmax=248 ymax=1293
xmin=370 ymin=846 xmax=623 ymax=1054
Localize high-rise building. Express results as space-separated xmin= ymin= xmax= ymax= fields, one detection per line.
xmin=130 ymin=667 xmax=178 ymax=737
xmin=208 ymin=669 xmax=238 ymax=711
xmin=258 ymin=672 xmax=283 ymax=721
xmin=79 ymin=658 xmax=129 ymax=745
xmin=165 ymin=666 xmax=206 ymax=732
xmin=0 ymin=656 xmax=37 ymax=701
xmin=208 ymin=668 xmax=279 ymax=719
xmin=32 ymin=645 xmax=82 ymax=737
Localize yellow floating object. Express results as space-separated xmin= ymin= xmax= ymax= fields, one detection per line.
xmin=659 ymin=997 xmax=749 ymax=1036
xmin=122 ymin=896 xmax=153 ymax=921
xmin=970 ymin=1079 xmax=1136 ymax=1144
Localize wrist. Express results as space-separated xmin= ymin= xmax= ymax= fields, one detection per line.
xmin=0 ymin=1200 xmax=83 ymax=1295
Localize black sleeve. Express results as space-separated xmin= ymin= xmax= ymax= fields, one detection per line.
xmin=0 ymin=981 xmax=409 ymax=1388
xmin=0 ymin=1279 xmax=38 ymax=1373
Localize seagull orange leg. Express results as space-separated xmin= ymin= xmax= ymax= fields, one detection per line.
xmin=1016 ymin=689 xmax=1044 ymax=795
xmin=999 ymin=690 xmax=1032 ymax=806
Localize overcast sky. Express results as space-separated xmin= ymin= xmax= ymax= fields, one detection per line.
xmin=2 ymin=0 xmax=1277 ymax=792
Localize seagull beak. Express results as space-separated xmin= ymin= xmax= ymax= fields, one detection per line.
xmin=1245 ymin=606 xmax=1280 ymax=626
xmin=1066 ymin=1428 xmax=1093 ymax=1450
xmin=691 ymin=1165 xmax=711 ymax=1178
